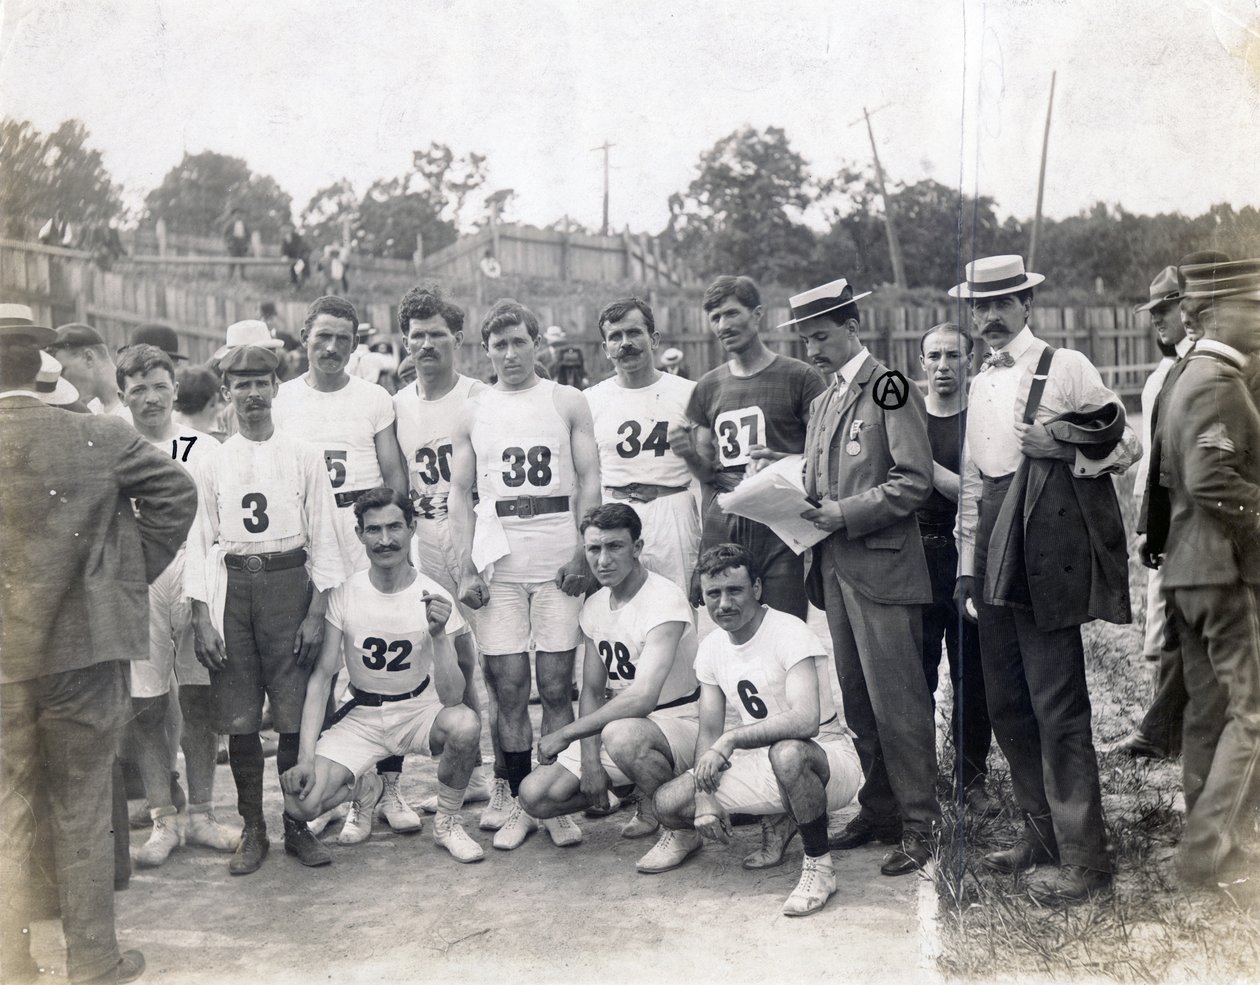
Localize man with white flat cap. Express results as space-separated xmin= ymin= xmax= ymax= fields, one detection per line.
xmin=950 ymin=255 xmax=1138 ymax=906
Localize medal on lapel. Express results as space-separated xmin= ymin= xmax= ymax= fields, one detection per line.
xmin=846 ymin=420 xmax=862 ymax=456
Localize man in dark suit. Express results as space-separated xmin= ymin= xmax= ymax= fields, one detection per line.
xmin=0 ymin=304 xmax=197 ymax=984
xmin=795 ymin=278 xmax=942 ymax=876
xmin=1158 ymin=258 xmax=1260 ymax=894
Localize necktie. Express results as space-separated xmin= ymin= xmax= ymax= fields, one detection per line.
xmin=982 ymin=350 xmax=1015 ymax=370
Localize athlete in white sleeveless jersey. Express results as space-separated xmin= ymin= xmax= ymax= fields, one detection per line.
xmin=391 ymin=286 xmax=494 ymax=816
xmin=450 ymin=299 xmax=601 ymax=851
xmin=586 ymin=297 xmax=700 ymax=591
xmin=520 ymin=504 xmax=700 ymax=863
xmin=272 ymin=296 xmax=407 ymax=574
xmin=281 ymin=488 xmax=484 ymax=863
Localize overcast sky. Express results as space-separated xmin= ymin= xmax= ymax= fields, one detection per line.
xmin=2 ymin=0 xmax=1258 ymax=234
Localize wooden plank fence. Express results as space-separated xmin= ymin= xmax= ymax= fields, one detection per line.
xmin=0 ymin=238 xmax=1156 ymax=396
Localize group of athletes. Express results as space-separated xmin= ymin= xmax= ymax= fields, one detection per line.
xmin=107 ymin=276 xmax=861 ymax=920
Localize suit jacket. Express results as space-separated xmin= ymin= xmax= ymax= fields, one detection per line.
xmin=1159 ymin=351 xmax=1260 ymax=589
xmin=0 ymin=396 xmax=197 ymax=683
xmin=985 ymin=403 xmax=1132 ymax=630
xmin=803 ymin=353 xmax=933 ymax=606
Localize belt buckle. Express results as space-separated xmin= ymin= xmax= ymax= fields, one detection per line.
xmin=514 ymin=496 xmax=536 ymax=518
xmin=244 ymin=555 xmax=264 ymax=573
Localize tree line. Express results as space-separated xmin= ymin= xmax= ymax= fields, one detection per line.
xmin=3 ymin=118 xmax=1257 ymax=301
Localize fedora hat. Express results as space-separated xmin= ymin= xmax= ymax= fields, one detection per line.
xmin=948 ymin=255 xmax=1045 ymax=299
xmin=35 ymin=351 xmax=81 ymax=406
xmin=0 ymin=304 xmax=56 ymax=346
xmin=125 ymin=323 xmax=187 ymax=360
xmin=1134 ymin=266 xmax=1181 ymax=313
xmin=213 ymin=319 xmax=285 ymax=361
xmin=1180 ymin=258 xmax=1260 ymax=303
xmin=778 ymin=278 xmax=872 ymax=328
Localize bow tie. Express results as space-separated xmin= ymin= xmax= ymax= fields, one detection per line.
xmin=982 ymin=351 xmax=1016 ymax=370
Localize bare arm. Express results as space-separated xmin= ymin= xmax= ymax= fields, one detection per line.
xmin=298 ymin=622 xmax=343 ymax=764
xmin=556 ymin=387 xmax=602 ymax=594
xmin=932 ymin=462 xmax=960 ymax=502
xmin=446 ymin=409 xmax=487 ymax=607
xmin=374 ymin=422 xmax=409 ymax=497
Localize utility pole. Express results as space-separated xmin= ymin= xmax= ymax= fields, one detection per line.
xmin=849 ymin=105 xmax=908 ymax=290
xmin=1028 ymin=70 xmax=1057 ymax=272
xmin=590 ymin=141 xmax=615 ymax=236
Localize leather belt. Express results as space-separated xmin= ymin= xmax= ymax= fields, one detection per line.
xmin=334 ymin=489 xmax=370 ymax=509
xmin=328 ymin=677 xmax=431 ymax=727
xmin=224 ymin=548 xmax=307 ymax=573
xmin=495 ymin=495 xmax=570 ymax=518
xmin=654 ymin=686 xmax=701 ymax=712
xmin=606 ymin=483 xmax=689 ymax=504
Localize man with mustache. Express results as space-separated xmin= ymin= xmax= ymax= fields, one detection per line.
xmin=184 ymin=344 xmax=350 ymax=875
xmin=678 ymin=275 xmax=826 ymax=618
xmin=916 ymin=323 xmax=996 ymax=817
xmin=116 ymin=344 xmax=241 ymax=868
xmin=586 ymin=297 xmax=700 ymax=590
xmin=652 ymin=544 xmax=861 ymax=917
xmin=272 ymin=296 xmax=416 ymax=846
xmin=519 ymin=503 xmax=700 ymax=862
xmin=280 ymin=487 xmax=485 ymax=863
xmin=449 ymin=298 xmax=602 ymax=851
xmin=792 ymin=278 xmax=941 ymax=877
xmin=952 ymin=255 xmax=1137 ymax=906
xmin=391 ymin=286 xmax=496 ymax=823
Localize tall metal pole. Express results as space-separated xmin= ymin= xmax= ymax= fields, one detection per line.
xmin=861 ymin=107 xmax=908 ymax=289
xmin=1029 ymin=71 xmax=1056 ymax=271
xmin=590 ymin=141 xmax=615 ymax=235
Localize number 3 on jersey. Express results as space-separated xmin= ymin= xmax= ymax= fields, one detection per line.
xmin=713 ymin=407 xmax=766 ymax=468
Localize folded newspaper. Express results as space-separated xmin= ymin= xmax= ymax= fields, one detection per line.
xmin=716 ymin=454 xmax=829 ymax=555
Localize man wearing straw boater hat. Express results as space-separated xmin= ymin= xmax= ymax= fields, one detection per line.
xmin=950 ymin=255 xmax=1138 ymax=905
xmin=793 ymin=277 xmax=943 ymax=877
xmin=1 ymin=302 xmax=196 ymax=984
xmin=1156 ymin=257 xmax=1260 ymax=897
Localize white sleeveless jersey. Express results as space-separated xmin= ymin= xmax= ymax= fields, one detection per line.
xmin=470 ymin=378 xmax=579 ymax=582
xmin=143 ymin=424 xmax=218 ymax=474
xmin=273 ymin=375 xmax=394 ymax=496
xmin=579 ymin=571 xmax=698 ymax=704
xmin=694 ymin=607 xmax=837 ymax=727
xmin=394 ymin=374 xmax=480 ymax=512
xmin=586 ymin=373 xmax=695 ymax=488
xmin=327 ymin=570 xmax=468 ymax=696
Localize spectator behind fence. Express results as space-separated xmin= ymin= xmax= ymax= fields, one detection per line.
xmin=280 ymin=224 xmax=310 ymax=289
xmin=223 ymin=207 xmax=250 ymax=280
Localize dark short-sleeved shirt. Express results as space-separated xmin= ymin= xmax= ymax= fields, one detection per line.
xmin=686 ymin=354 xmax=825 ymax=477
xmin=918 ymin=408 xmax=966 ymax=527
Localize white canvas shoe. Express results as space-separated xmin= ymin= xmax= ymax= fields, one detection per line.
xmin=133 ymin=808 xmax=181 ymax=867
xmin=635 ymin=829 xmax=702 ymax=874
xmin=479 ymin=777 xmax=513 ymax=831
xmin=434 ymin=813 xmax=485 ymax=863
xmin=492 ymin=800 xmax=539 ymax=850
xmin=185 ymin=809 xmax=241 ymax=852
xmin=338 ymin=772 xmax=384 ymax=845
xmin=542 ymin=814 xmax=583 ymax=847
xmin=378 ymin=772 xmax=423 ymax=833
xmin=782 ymin=855 xmax=837 ymax=917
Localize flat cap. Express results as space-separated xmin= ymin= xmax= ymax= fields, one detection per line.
xmin=217 ymin=345 xmax=280 ymax=374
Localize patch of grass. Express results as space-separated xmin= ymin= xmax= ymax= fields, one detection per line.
xmin=933 ymin=469 xmax=1260 ymax=981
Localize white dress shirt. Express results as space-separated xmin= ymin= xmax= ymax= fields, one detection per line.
xmin=1132 ymin=335 xmax=1194 ymax=499
xmin=955 ymin=326 xmax=1140 ymax=576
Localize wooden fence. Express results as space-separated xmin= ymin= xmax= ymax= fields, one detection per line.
xmin=0 ymin=238 xmax=1156 ymax=395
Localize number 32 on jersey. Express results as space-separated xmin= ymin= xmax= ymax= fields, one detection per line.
xmin=713 ymin=406 xmax=766 ymax=468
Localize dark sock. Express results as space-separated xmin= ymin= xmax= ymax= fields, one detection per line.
xmin=504 ymin=750 xmax=532 ymax=798
xmin=229 ymin=733 xmax=265 ymax=827
xmin=377 ymin=755 xmax=404 ymax=775
xmin=799 ymin=813 xmax=830 ymax=858
xmin=276 ymin=732 xmax=300 ymax=779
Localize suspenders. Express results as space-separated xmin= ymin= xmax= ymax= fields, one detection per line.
xmin=1023 ymin=346 xmax=1057 ymax=425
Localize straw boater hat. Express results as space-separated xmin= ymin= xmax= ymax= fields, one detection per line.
xmin=1179 ymin=258 xmax=1260 ymax=302
xmin=660 ymin=347 xmax=684 ymax=367
xmin=212 ymin=320 xmax=286 ymax=361
xmin=1133 ymin=266 xmax=1181 ymax=313
xmin=948 ymin=255 xmax=1045 ymax=299
xmin=544 ymin=325 xmax=567 ymax=344
xmin=35 ymin=351 xmax=80 ymax=405
xmin=0 ymin=303 xmax=56 ymax=346
xmin=777 ymin=278 xmax=872 ymax=328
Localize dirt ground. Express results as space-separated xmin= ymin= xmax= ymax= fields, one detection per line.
xmin=27 ymin=607 xmax=939 ymax=985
